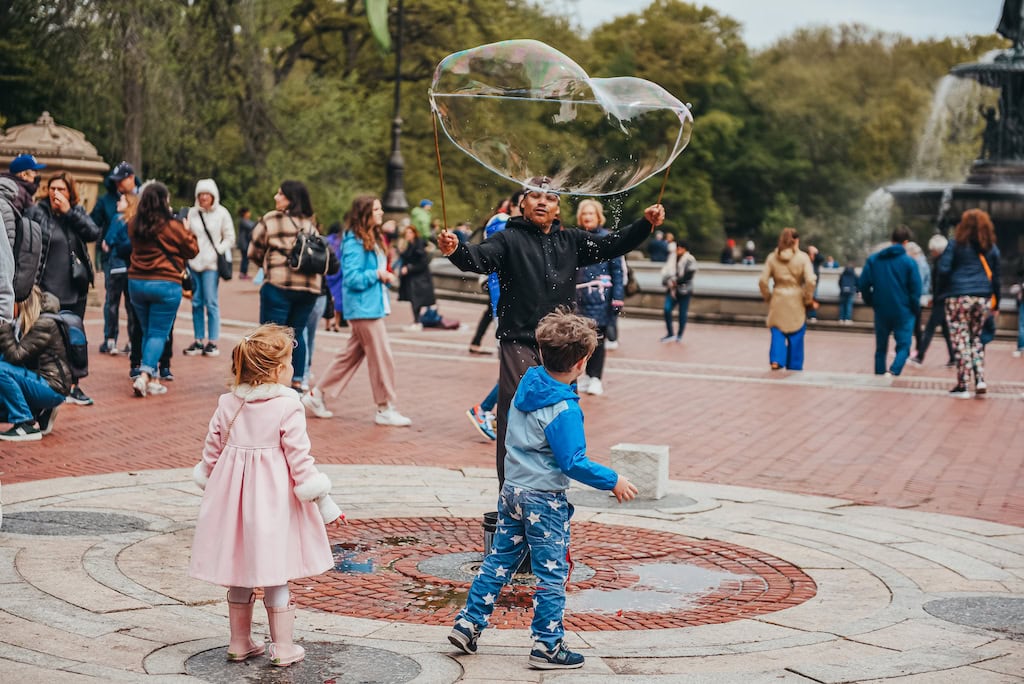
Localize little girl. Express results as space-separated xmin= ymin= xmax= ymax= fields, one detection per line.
xmin=190 ymin=323 xmax=342 ymax=667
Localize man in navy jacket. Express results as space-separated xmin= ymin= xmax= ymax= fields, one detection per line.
xmin=858 ymin=225 xmax=922 ymax=376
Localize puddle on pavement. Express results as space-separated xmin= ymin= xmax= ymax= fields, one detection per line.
xmin=331 ymin=543 xmax=375 ymax=573
xmin=381 ymin=535 xmax=420 ymax=546
xmin=566 ymin=562 xmax=760 ymax=613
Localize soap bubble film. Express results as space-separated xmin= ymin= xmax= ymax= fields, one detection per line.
xmin=430 ymin=40 xmax=693 ymax=196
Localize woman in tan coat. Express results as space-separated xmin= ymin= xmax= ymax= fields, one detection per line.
xmin=758 ymin=228 xmax=817 ymax=370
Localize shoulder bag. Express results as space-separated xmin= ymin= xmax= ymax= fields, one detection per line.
xmin=198 ymin=213 xmax=233 ymax=281
xmin=979 ymin=252 xmax=997 ymax=344
xmin=286 ymin=216 xmax=333 ymax=276
xmin=155 ymin=240 xmax=194 ymax=293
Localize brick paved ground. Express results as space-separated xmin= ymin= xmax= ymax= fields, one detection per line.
xmin=2 ymin=275 xmax=1022 ymax=526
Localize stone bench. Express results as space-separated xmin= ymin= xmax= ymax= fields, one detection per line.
xmin=611 ymin=443 xmax=670 ymax=500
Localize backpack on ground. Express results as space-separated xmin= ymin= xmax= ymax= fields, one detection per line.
xmin=41 ymin=310 xmax=89 ymax=380
xmin=4 ymin=201 xmax=44 ymax=301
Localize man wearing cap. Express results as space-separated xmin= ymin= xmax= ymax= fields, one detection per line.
xmin=0 ymin=155 xmax=46 ymax=239
xmin=438 ymin=177 xmax=665 ymax=487
xmin=410 ymin=199 xmax=433 ymax=241
xmin=92 ymin=162 xmax=137 ymax=355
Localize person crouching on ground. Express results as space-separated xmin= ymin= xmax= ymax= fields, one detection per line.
xmin=0 ymin=287 xmax=71 ymax=441
xmin=447 ymin=309 xmax=638 ymax=670
xmin=189 ymin=324 xmax=344 ymax=667
xmin=758 ymin=228 xmax=816 ymax=370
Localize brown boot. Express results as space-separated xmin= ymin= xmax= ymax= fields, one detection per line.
xmin=226 ymin=591 xmax=265 ymax=661
xmin=266 ymin=602 xmax=305 ymax=667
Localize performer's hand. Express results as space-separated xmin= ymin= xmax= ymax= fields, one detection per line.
xmin=644 ymin=204 xmax=665 ymax=228
xmin=437 ymin=230 xmax=458 ymax=257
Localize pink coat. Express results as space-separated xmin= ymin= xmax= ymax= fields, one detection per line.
xmin=189 ymin=383 xmax=339 ymax=588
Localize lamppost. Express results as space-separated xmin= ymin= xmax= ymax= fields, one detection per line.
xmin=382 ymin=0 xmax=409 ymax=216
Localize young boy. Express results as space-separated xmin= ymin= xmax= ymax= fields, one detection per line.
xmin=448 ymin=309 xmax=638 ymax=669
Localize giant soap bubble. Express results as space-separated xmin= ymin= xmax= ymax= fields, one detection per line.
xmin=429 ymin=39 xmax=693 ymax=196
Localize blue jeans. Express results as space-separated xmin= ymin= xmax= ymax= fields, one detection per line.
xmin=191 ymin=269 xmax=220 ymax=341
xmin=129 ymin=279 xmax=182 ymax=375
xmin=303 ymin=294 xmax=328 ymax=380
xmin=458 ymin=485 xmax=574 ymax=648
xmin=1018 ymin=299 xmax=1024 ymax=351
xmin=769 ymin=325 xmax=806 ymax=370
xmin=0 ymin=360 xmax=65 ymax=424
xmin=480 ymin=382 xmax=498 ymax=412
xmin=874 ymin=315 xmax=914 ymax=375
xmin=664 ymin=293 xmax=691 ymax=338
xmin=259 ymin=283 xmax=317 ymax=383
xmin=839 ymin=293 xmax=854 ymax=321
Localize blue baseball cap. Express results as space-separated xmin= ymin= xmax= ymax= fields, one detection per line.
xmin=9 ymin=154 xmax=46 ymax=174
xmin=419 ymin=199 xmax=433 ymax=208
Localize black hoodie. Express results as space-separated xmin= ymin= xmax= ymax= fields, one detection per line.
xmin=447 ymin=215 xmax=651 ymax=343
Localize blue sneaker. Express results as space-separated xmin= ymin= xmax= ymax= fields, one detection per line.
xmin=529 ymin=641 xmax=584 ymax=670
xmin=448 ymin=618 xmax=481 ymax=654
xmin=466 ymin=405 xmax=496 ymax=440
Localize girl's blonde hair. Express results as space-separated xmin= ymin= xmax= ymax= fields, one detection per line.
xmin=17 ymin=286 xmax=43 ymax=334
xmin=230 ymin=324 xmax=294 ymax=387
xmin=122 ymin=192 xmax=140 ymax=224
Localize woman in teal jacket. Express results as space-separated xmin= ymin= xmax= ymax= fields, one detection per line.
xmin=302 ymin=196 xmax=411 ymax=427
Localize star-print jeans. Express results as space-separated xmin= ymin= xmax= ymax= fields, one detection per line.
xmin=457 ymin=484 xmax=574 ymax=648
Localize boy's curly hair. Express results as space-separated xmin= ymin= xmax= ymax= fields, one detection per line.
xmin=535 ymin=308 xmax=598 ymax=373
xmin=231 ymin=323 xmax=294 ymax=387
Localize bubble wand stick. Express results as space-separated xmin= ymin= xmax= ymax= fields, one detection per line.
xmin=430 ymin=104 xmax=450 ymax=234
xmin=656 ymin=164 xmax=671 ymax=206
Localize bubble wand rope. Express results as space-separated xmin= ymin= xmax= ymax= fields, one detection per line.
xmin=656 ymin=164 xmax=671 ymax=206
xmin=430 ymin=108 xmax=450 ymax=233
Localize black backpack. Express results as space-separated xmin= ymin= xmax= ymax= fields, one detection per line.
xmin=4 ymin=201 xmax=44 ymax=301
xmin=41 ymin=310 xmax=89 ymax=380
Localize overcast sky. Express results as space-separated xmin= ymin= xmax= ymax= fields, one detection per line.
xmin=571 ymin=0 xmax=1004 ymax=48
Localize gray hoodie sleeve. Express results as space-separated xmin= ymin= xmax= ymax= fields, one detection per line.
xmin=0 ymin=214 xmax=15 ymax=322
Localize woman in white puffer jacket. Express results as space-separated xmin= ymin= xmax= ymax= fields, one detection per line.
xmin=185 ymin=178 xmax=235 ymax=358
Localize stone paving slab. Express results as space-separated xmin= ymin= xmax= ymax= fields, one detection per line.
xmin=0 ymin=465 xmax=1021 ymax=682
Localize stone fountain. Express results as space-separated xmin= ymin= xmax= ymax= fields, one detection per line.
xmin=887 ymin=0 xmax=1024 ymax=276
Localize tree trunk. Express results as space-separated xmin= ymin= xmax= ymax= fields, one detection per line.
xmin=122 ymin=8 xmax=145 ymax=173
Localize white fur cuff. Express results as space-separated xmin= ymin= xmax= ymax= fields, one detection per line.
xmin=293 ymin=472 xmax=332 ymax=502
xmin=316 ymin=495 xmax=342 ymax=524
xmin=192 ymin=462 xmax=209 ymax=490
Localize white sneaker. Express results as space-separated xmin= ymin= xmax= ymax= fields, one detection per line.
xmin=577 ymin=374 xmax=590 ymax=393
xmin=403 ymin=323 xmax=423 ymax=332
xmin=301 ymin=388 xmax=333 ymax=418
xmin=1014 ymin=350 xmax=1022 ymax=358
xmin=375 ymin=406 xmax=412 ymax=427
xmin=604 ymin=339 xmax=619 ymax=351
xmin=132 ymin=374 xmax=148 ymax=397
xmin=586 ymin=378 xmax=604 ymax=395
xmin=146 ymin=382 xmax=167 ymax=395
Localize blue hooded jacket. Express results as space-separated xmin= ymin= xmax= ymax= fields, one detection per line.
xmin=857 ymin=244 xmax=922 ymax=322
xmin=503 ymin=366 xmax=619 ymax=493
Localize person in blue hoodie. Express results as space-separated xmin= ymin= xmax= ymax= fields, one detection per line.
xmin=448 ymin=309 xmax=638 ymax=670
xmin=858 ymin=225 xmax=922 ymax=376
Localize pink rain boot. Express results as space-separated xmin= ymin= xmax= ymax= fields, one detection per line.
xmin=266 ymin=602 xmax=306 ymax=667
xmin=226 ymin=591 xmax=265 ymax=661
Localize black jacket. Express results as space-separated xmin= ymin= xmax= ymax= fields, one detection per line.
xmin=0 ymin=292 xmax=72 ymax=395
xmin=397 ymin=237 xmax=436 ymax=310
xmin=30 ymin=199 xmax=100 ymax=309
xmin=447 ymin=216 xmax=652 ymax=343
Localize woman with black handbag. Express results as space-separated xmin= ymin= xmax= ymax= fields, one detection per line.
xmin=248 ymin=180 xmax=328 ymax=390
xmin=127 ymin=182 xmax=199 ymax=398
xmin=31 ymin=172 xmax=100 ymax=406
xmin=184 ymin=178 xmax=235 ymax=358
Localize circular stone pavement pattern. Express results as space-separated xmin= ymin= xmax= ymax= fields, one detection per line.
xmin=0 ymin=510 xmax=149 ymax=536
xmin=185 ymin=642 xmax=421 ymax=683
xmin=290 ymin=517 xmax=816 ymax=630
xmin=924 ymin=597 xmax=1024 ymax=640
